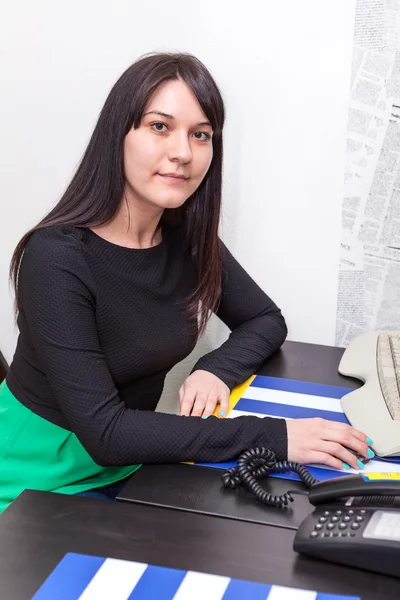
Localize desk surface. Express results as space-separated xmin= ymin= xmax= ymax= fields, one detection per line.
xmin=117 ymin=340 xmax=361 ymax=527
xmin=255 ymin=340 xmax=360 ymax=386
xmin=1 ymin=489 xmax=399 ymax=600
xmin=117 ymin=462 xmax=313 ymax=530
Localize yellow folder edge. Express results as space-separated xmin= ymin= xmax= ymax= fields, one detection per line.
xmin=212 ymin=374 xmax=256 ymax=417
xmin=185 ymin=374 xmax=256 ymax=466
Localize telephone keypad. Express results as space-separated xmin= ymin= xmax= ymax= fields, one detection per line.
xmin=311 ymin=509 xmax=368 ymax=539
xmin=295 ymin=506 xmax=400 ymax=578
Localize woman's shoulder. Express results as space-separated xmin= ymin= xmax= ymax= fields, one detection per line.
xmin=26 ymin=225 xmax=85 ymax=257
xmin=22 ymin=225 xmax=90 ymax=277
xmin=28 ymin=224 xmax=84 ymax=244
xmin=20 ymin=226 xmax=95 ymax=292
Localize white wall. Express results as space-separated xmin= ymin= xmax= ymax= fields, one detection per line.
xmin=0 ymin=1 xmax=356 ymax=410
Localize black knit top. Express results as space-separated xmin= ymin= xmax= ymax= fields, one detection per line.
xmin=7 ymin=224 xmax=288 ymax=466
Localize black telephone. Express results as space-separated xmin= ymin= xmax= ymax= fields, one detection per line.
xmin=222 ymin=448 xmax=400 ymax=578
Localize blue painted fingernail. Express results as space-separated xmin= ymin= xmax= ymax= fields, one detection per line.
xmin=367 ymin=448 xmax=375 ymax=458
xmin=219 ymin=411 xmax=225 ymax=417
xmin=342 ymin=462 xmax=350 ymax=469
xmin=202 ymin=415 xmax=208 ymax=419
xmin=366 ymin=437 xmax=374 ymax=445
xmin=357 ymin=459 xmax=365 ymax=469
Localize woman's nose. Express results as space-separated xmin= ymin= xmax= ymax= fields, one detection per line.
xmin=168 ymin=132 xmax=193 ymax=163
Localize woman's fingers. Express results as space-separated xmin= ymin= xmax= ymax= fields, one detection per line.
xmin=200 ymin=393 xmax=219 ymax=418
xmin=305 ymin=451 xmax=344 ymax=471
xmin=286 ymin=417 xmax=373 ymax=468
xmin=178 ymin=371 xmax=230 ymax=418
xmin=321 ymin=421 xmax=374 ymax=460
xmin=190 ymin=391 xmax=208 ymax=417
xmin=191 ymin=390 xmax=229 ymax=418
xmin=179 ymin=386 xmax=197 ymax=416
xmin=216 ymin=392 xmax=229 ymax=418
xmin=320 ymin=419 xmax=372 ymax=445
xmin=315 ymin=441 xmax=364 ymax=469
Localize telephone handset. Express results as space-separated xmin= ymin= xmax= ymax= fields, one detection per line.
xmin=222 ymin=448 xmax=400 ymax=578
xmin=308 ymin=472 xmax=400 ymax=507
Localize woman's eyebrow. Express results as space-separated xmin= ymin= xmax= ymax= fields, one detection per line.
xmin=143 ymin=110 xmax=212 ymax=128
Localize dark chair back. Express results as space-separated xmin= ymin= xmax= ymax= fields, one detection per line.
xmin=0 ymin=352 xmax=7 ymax=384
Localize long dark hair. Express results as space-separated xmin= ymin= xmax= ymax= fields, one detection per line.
xmin=10 ymin=52 xmax=225 ymax=336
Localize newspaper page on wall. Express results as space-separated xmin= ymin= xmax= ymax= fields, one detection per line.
xmin=336 ymin=0 xmax=400 ymax=347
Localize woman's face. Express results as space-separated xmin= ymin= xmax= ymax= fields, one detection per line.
xmin=123 ymin=79 xmax=214 ymax=212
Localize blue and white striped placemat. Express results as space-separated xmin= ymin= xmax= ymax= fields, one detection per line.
xmin=32 ymin=553 xmax=360 ymax=600
xmin=195 ymin=375 xmax=400 ymax=481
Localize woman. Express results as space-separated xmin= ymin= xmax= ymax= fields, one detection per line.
xmin=1 ymin=52 xmax=373 ymax=512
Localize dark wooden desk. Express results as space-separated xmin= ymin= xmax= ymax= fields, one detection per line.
xmin=117 ymin=341 xmax=361 ymax=528
xmin=0 ymin=489 xmax=399 ymax=600
xmin=254 ymin=340 xmax=360 ymax=387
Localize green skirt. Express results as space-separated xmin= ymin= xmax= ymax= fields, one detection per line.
xmin=0 ymin=380 xmax=140 ymax=513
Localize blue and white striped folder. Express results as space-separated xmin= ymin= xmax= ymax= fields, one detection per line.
xmin=32 ymin=553 xmax=360 ymax=600
xmin=195 ymin=376 xmax=400 ymax=481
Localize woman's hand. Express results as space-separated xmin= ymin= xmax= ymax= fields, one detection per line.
xmin=179 ymin=370 xmax=230 ymax=418
xmin=286 ymin=418 xmax=374 ymax=470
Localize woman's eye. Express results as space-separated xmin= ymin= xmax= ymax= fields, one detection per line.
xmin=151 ymin=122 xmax=168 ymax=132
xmin=193 ymin=131 xmax=211 ymax=141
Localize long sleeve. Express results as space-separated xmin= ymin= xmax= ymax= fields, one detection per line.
xmin=12 ymin=228 xmax=288 ymax=466
xmin=192 ymin=241 xmax=288 ymax=389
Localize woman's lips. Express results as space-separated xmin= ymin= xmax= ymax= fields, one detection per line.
xmin=158 ymin=173 xmax=189 ymax=183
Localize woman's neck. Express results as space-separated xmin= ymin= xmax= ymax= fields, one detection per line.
xmin=91 ymin=198 xmax=164 ymax=249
